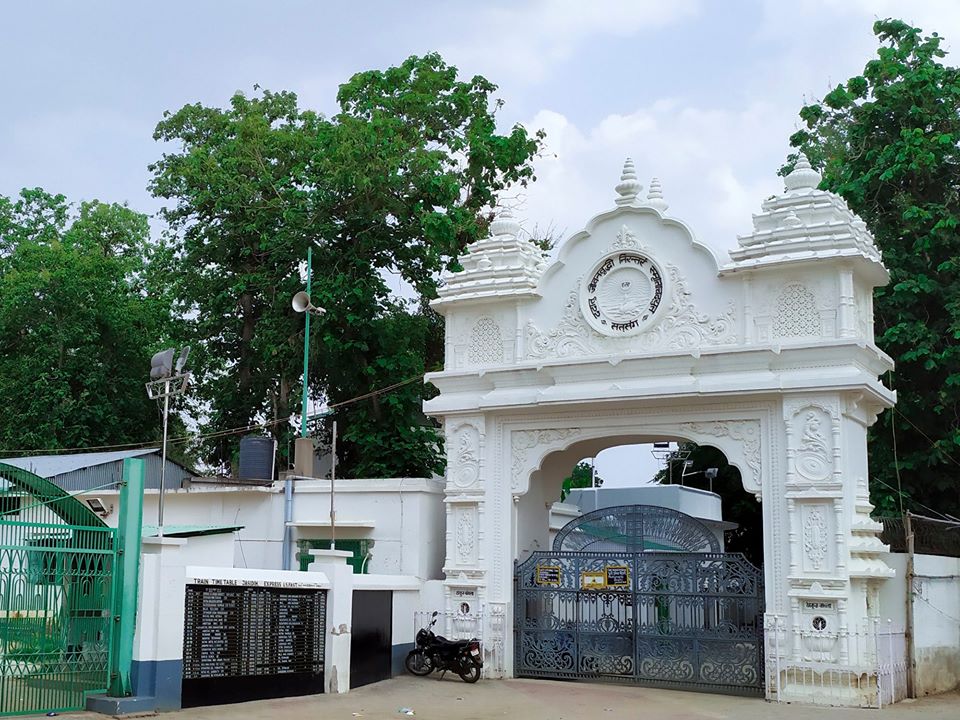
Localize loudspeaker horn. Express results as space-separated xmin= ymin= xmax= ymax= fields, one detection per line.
xmin=292 ymin=291 xmax=326 ymax=315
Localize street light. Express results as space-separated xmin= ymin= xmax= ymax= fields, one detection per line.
xmin=145 ymin=345 xmax=190 ymax=537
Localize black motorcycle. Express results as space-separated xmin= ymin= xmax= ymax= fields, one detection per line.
xmin=405 ymin=611 xmax=482 ymax=683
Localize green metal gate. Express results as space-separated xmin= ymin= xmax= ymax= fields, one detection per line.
xmin=0 ymin=463 xmax=119 ymax=716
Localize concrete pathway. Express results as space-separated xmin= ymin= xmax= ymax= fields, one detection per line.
xmin=59 ymin=677 xmax=960 ymax=720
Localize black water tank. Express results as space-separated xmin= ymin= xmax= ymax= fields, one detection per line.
xmin=238 ymin=436 xmax=275 ymax=482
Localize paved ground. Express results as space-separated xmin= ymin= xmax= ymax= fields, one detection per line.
xmin=55 ymin=676 xmax=960 ymax=720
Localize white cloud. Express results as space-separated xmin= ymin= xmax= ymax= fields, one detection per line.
xmin=438 ymin=0 xmax=702 ymax=83
xmin=516 ymin=99 xmax=787 ymax=258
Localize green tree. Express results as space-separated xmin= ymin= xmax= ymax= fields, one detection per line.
xmin=151 ymin=54 xmax=544 ymax=476
xmin=0 ymin=190 xmax=174 ymax=454
xmin=655 ymin=444 xmax=763 ymax=565
xmin=560 ymin=460 xmax=603 ymax=502
xmin=786 ymin=19 xmax=960 ymax=516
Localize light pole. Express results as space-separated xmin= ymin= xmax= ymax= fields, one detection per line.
xmin=145 ymin=346 xmax=190 ymax=537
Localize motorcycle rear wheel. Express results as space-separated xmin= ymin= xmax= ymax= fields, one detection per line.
xmin=404 ymin=650 xmax=433 ymax=676
xmin=458 ymin=662 xmax=481 ymax=683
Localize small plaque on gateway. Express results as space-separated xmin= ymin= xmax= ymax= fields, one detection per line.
xmin=534 ymin=565 xmax=561 ymax=586
xmin=580 ymin=570 xmax=606 ymax=590
xmin=605 ymin=565 xmax=630 ymax=588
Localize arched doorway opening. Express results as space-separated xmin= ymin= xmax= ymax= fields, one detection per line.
xmin=511 ymin=435 xmax=765 ymax=696
xmin=514 ymin=433 xmax=765 ymax=579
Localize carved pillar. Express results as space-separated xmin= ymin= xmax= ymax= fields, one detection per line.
xmin=787 ymin=497 xmax=799 ymax=576
xmin=833 ymin=497 xmax=846 ymax=573
xmin=838 ymin=268 xmax=856 ymax=338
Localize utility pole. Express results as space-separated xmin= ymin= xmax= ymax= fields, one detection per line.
xmin=330 ymin=419 xmax=337 ymax=550
xmin=300 ymin=247 xmax=312 ymax=438
xmin=905 ymin=511 xmax=916 ymax=698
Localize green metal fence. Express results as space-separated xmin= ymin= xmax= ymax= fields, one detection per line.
xmin=0 ymin=465 xmax=119 ymax=716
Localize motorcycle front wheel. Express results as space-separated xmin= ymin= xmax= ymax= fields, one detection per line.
xmin=405 ymin=650 xmax=433 ymax=676
xmin=458 ymin=662 xmax=481 ymax=683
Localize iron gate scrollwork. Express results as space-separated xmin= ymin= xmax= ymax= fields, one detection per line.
xmin=515 ymin=550 xmax=764 ymax=695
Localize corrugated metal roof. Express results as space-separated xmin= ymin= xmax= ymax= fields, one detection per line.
xmin=141 ymin=524 xmax=243 ymax=538
xmin=0 ymin=448 xmax=160 ymax=478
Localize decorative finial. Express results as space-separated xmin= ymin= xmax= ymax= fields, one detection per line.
xmin=645 ymin=177 xmax=669 ymax=212
xmin=784 ymin=151 xmax=822 ymax=193
xmin=489 ymin=206 xmax=521 ymax=238
xmin=615 ymin=157 xmax=642 ymax=206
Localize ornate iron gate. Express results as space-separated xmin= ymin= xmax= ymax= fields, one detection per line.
xmin=514 ymin=506 xmax=764 ymax=696
xmin=0 ymin=464 xmax=119 ymax=716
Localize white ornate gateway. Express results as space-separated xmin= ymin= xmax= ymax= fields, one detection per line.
xmin=424 ymin=156 xmax=896 ymax=701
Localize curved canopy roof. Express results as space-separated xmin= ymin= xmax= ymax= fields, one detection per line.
xmin=553 ymin=504 xmax=720 ymax=554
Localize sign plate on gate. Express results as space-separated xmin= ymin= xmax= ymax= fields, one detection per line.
xmin=580 ymin=570 xmax=606 ymax=590
xmin=605 ymin=565 xmax=630 ymax=588
xmin=534 ymin=564 xmax=561 ymax=585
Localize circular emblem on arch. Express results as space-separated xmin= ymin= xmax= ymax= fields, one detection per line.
xmin=580 ymin=251 xmax=665 ymax=336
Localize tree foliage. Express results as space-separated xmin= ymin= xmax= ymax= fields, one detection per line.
xmin=0 ymin=190 xmax=173 ymax=454
xmin=559 ymin=460 xmax=604 ymax=502
xmin=150 ymin=54 xmax=544 ymax=476
xmin=655 ymin=444 xmax=763 ymax=565
xmin=786 ymin=19 xmax=960 ymax=516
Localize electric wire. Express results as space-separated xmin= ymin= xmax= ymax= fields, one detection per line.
xmin=0 ymin=372 xmax=427 ymax=457
xmin=872 ymin=476 xmax=958 ymax=523
xmin=0 ymin=478 xmax=125 ymax=518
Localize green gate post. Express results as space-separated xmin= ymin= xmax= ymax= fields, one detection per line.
xmin=108 ymin=458 xmax=144 ymax=697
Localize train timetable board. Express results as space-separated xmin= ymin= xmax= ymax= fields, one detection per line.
xmin=181 ymin=584 xmax=327 ymax=708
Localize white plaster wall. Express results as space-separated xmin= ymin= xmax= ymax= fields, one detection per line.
xmin=548 ymin=502 xmax=581 ymax=547
xmin=102 ymin=479 xmax=444 ymax=577
xmin=877 ymin=553 xmax=908 ymax=627
xmin=420 ymin=579 xmax=447 ymax=615
xmin=516 ymin=470 xmax=553 ymax=563
xmin=99 ymin=486 xmax=283 ymax=569
xmin=133 ymin=538 xmax=188 ymax=665
xmin=178 ymin=534 xmax=236 ymax=568
xmin=914 ymin=554 xmax=960 ymax=695
xmin=290 ymin=478 xmax=445 ymax=578
xmin=877 ymin=552 xmax=960 ymax=696
xmin=567 ymin=485 xmax=724 ymax=520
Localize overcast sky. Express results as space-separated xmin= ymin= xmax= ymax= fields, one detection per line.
xmin=2 ymin=1 xmax=956 ymax=488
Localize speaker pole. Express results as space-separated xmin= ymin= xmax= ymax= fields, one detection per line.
xmin=300 ymin=246 xmax=312 ymax=438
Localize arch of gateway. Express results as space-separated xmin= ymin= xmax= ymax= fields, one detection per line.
xmin=425 ymin=155 xmax=897 ymax=701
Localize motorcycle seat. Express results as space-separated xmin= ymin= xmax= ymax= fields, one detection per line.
xmin=434 ymin=635 xmax=470 ymax=647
